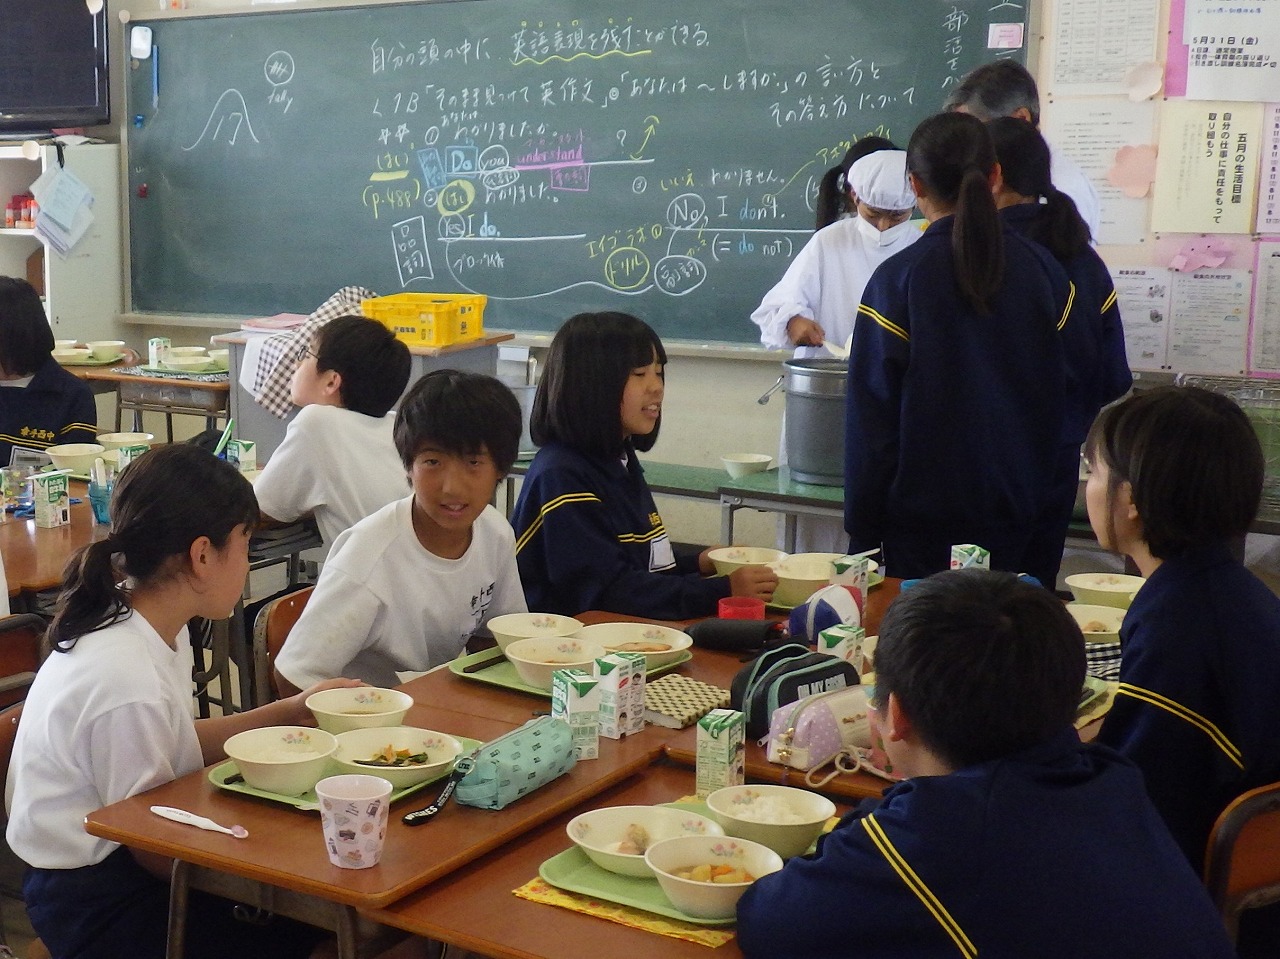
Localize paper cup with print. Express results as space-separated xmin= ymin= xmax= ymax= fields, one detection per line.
xmin=316 ymin=774 xmax=393 ymax=869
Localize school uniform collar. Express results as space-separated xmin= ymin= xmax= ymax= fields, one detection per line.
xmin=1144 ymin=541 xmax=1236 ymax=581
xmin=998 ymin=204 xmax=1041 ymax=231
xmin=27 ymin=357 xmax=71 ymax=394
xmin=920 ymin=214 xmax=956 ymax=238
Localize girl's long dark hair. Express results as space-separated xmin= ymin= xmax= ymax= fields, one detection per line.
xmin=987 ymin=117 xmax=1091 ymax=261
xmin=50 ymin=444 xmax=259 ymax=652
xmin=908 ymin=113 xmax=1003 ymax=312
xmin=815 ymin=135 xmax=898 ymax=230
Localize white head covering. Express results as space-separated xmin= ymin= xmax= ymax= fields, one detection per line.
xmin=846 ymin=150 xmax=915 ymax=212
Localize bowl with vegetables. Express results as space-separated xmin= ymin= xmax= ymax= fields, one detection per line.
xmin=566 ymin=804 xmax=725 ymax=877
xmin=644 ymin=835 xmax=783 ymax=920
xmin=330 ymin=726 xmax=463 ymax=789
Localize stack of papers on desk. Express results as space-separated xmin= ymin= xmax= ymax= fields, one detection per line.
xmin=30 ymin=165 xmax=94 ymax=255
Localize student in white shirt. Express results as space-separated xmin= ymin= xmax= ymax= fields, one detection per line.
xmin=254 ymin=315 xmax=412 ymax=560
xmin=274 ymin=370 xmax=528 ymax=692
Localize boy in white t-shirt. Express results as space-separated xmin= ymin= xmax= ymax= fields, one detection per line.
xmin=273 ymin=369 xmax=528 ymax=692
xmin=253 ymin=315 xmax=412 ymax=560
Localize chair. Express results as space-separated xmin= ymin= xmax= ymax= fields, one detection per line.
xmin=250 ymin=586 xmax=313 ymax=706
xmin=0 ymin=615 xmax=47 ymax=711
xmin=0 ymin=701 xmax=49 ymax=959
xmin=1204 ymin=779 xmax=1280 ymax=943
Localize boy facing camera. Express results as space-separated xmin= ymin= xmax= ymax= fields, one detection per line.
xmin=737 ymin=571 xmax=1235 ymax=959
xmin=253 ymin=315 xmax=412 ymax=560
xmin=273 ymin=369 xmax=528 ymax=693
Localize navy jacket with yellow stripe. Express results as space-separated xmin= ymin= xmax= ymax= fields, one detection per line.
xmin=511 ymin=441 xmax=730 ymax=619
xmin=738 ymin=729 xmax=1236 ymax=959
xmin=1097 ymin=542 xmax=1280 ymax=866
xmin=0 ymin=356 xmax=96 ymax=464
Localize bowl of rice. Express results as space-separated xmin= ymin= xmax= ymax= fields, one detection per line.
xmin=705 ymin=784 xmax=836 ymax=859
xmin=223 ymin=725 xmax=337 ymax=796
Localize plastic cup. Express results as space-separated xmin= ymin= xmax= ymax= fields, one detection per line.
xmin=315 ymin=774 xmax=392 ymax=869
xmin=88 ymin=479 xmax=113 ymax=525
xmin=719 ymin=596 xmax=766 ymax=620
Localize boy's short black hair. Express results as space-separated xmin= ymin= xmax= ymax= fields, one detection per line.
xmin=313 ymin=315 xmax=411 ymax=417
xmin=872 ymin=570 xmax=1085 ymax=769
xmin=393 ymin=369 xmax=521 ymax=473
xmin=530 ymin=311 xmax=668 ymax=458
xmin=0 ymin=276 xmax=55 ymax=376
xmin=1085 ymin=386 xmax=1262 ymax=559
xmin=944 ymin=60 xmax=1041 ymax=125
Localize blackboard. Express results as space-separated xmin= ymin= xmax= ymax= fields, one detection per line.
xmin=126 ymin=0 xmax=1028 ymax=343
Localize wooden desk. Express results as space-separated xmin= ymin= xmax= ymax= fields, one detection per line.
xmin=718 ymin=468 xmax=844 ymax=552
xmin=365 ymin=761 xmax=748 ymax=959
xmin=78 ymin=367 xmax=230 ymax=440
xmin=0 ymin=479 xmax=101 ymax=599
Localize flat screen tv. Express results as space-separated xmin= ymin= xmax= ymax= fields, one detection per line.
xmin=0 ymin=0 xmax=110 ymax=135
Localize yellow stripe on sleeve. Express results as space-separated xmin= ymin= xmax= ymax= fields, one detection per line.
xmin=857 ymin=304 xmax=909 ymax=343
xmin=1100 ymin=289 xmax=1117 ymax=313
xmin=60 ymin=422 xmax=97 ymax=434
xmin=514 ymin=491 xmax=601 ymax=553
xmin=1057 ymin=281 xmax=1077 ymax=331
xmin=1116 ymin=683 xmax=1243 ymax=768
xmin=862 ymin=815 xmax=977 ymax=958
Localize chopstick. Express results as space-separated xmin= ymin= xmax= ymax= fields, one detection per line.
xmin=461 ymin=652 xmax=506 ymax=674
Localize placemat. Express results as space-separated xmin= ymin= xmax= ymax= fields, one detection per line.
xmin=109 ymin=366 xmax=229 ymax=383
xmin=450 ymin=648 xmax=692 ymax=698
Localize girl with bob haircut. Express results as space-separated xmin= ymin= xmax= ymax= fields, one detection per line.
xmin=844 ymin=112 xmax=1076 ymax=587
xmin=1088 ymin=387 xmax=1280 ymax=915
xmin=512 ymin=311 xmax=776 ymax=618
xmin=988 ymin=116 xmax=1132 ymax=589
xmin=8 ymin=444 xmax=357 ymax=959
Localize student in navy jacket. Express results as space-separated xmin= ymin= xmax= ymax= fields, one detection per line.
xmin=844 ymin=113 xmax=1075 ymax=587
xmin=737 ymin=570 xmax=1236 ymax=959
xmin=0 ymin=277 xmax=96 ymax=463
xmin=989 ymin=117 xmax=1133 ymax=589
xmin=512 ymin=312 xmax=777 ymax=618
xmin=1087 ymin=387 xmax=1280 ymax=956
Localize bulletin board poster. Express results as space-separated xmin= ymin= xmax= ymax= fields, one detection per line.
xmin=1250 ymin=239 xmax=1280 ymax=376
xmin=1183 ymin=0 xmax=1280 ymax=101
xmin=1259 ymin=103 xmax=1280 ymax=234
xmin=1167 ymin=269 xmax=1252 ymax=375
xmin=1152 ymin=100 xmax=1264 ymax=233
xmin=1112 ymin=265 xmax=1172 ymax=371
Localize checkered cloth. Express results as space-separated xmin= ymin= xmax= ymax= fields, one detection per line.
xmin=1085 ymin=641 xmax=1122 ymax=682
xmin=252 ymin=286 xmax=378 ymax=419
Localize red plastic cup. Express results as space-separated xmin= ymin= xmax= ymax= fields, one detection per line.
xmin=719 ymin=596 xmax=766 ymax=620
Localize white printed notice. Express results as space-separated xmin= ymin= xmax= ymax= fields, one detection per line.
xmin=1168 ymin=269 xmax=1252 ymax=374
xmin=1250 ymin=240 xmax=1280 ymax=375
xmin=1183 ymin=0 xmax=1280 ymax=102
xmin=1259 ymin=103 xmax=1280 ymax=234
xmin=1050 ymin=0 xmax=1161 ymax=96
xmin=1112 ymin=266 xmax=1172 ymax=370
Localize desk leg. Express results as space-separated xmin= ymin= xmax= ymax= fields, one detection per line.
xmin=783 ymin=514 xmax=798 ymax=553
xmin=720 ymin=496 xmax=738 ymax=546
xmin=167 ymin=860 xmax=191 ymax=959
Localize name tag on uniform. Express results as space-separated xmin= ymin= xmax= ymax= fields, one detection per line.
xmin=650 ymin=534 xmax=676 ymax=571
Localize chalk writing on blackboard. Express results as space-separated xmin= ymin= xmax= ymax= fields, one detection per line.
xmin=181 ymin=89 xmax=260 ymax=151
xmin=264 ymin=51 xmax=295 ymax=113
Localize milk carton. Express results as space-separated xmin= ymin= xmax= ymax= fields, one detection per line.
xmin=147 ymin=336 xmax=171 ymax=367
xmin=594 ymin=652 xmax=646 ymax=739
xmin=696 ymin=708 xmax=745 ymax=799
xmin=32 ymin=470 xmax=71 ymax=528
xmin=551 ymin=668 xmax=600 ymax=761
xmin=832 ymin=554 xmax=869 ymax=605
xmin=225 ymin=439 xmax=257 ymax=473
xmin=817 ymin=622 xmax=867 ymax=668
xmin=115 ymin=444 xmax=151 ymax=472
xmin=950 ymin=544 xmax=990 ymax=571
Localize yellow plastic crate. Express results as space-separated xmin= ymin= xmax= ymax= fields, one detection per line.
xmin=361 ymin=293 xmax=487 ymax=347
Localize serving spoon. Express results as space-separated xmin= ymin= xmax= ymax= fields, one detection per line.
xmin=151 ymin=804 xmax=249 ymax=839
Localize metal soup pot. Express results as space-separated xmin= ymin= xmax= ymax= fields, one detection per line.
xmin=758 ymin=358 xmax=847 ymax=487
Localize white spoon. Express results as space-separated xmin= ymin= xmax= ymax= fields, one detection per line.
xmin=823 ymin=334 xmax=853 ymax=360
xmin=151 ymin=804 xmax=249 ymax=839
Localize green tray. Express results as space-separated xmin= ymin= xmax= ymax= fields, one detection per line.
xmin=141 ymin=361 xmax=229 ymax=375
xmin=208 ymin=735 xmax=483 ymax=812
xmin=539 ymin=846 xmax=736 ymax=927
xmin=55 ymin=352 xmax=127 ymax=367
xmin=449 ymin=649 xmax=692 ymax=698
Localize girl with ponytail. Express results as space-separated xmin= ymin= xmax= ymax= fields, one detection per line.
xmin=844 ymin=111 xmax=1078 ymax=588
xmin=989 ymin=116 xmax=1133 ymax=589
xmin=9 ymin=444 xmax=358 ymax=959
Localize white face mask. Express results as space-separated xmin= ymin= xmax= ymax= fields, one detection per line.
xmin=854 ymin=214 xmax=915 ymax=249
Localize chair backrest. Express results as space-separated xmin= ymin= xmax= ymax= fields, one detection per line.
xmin=0 ymin=701 xmax=24 ymax=823
xmin=251 ymin=586 xmax=314 ymax=705
xmin=1204 ymin=779 xmax=1280 ymax=942
xmin=0 ymin=614 xmax=46 ymax=711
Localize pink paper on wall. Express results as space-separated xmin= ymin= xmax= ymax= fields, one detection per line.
xmin=1164 ymin=0 xmax=1189 ymax=97
xmin=1108 ymin=145 xmax=1159 ymax=198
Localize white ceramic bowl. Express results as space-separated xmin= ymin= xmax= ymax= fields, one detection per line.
xmin=223 ymin=725 xmax=337 ymax=796
xmin=95 ymin=431 xmax=154 ymax=451
xmin=705 ymin=546 xmax=788 ymax=576
xmin=329 ymin=725 xmax=462 ymax=789
xmin=306 ymin=686 xmax=413 ymax=734
xmin=720 ymin=453 xmax=773 ymax=479
xmin=207 ymin=348 xmax=230 ymax=365
xmin=86 ymin=339 xmax=126 ymax=360
xmin=1065 ymin=573 xmax=1145 ymax=609
xmin=644 ymin=835 xmax=783 ymax=920
xmin=1066 ymin=603 xmax=1126 ymax=644
xmin=164 ymin=355 xmax=214 ymax=371
xmin=706 ymin=784 xmax=836 ymax=859
xmin=46 ymin=443 xmax=106 ymax=474
xmin=504 ymin=635 xmax=608 ymax=691
xmin=169 ymin=345 xmax=209 ymax=356
xmin=54 ymin=339 xmax=79 ymax=349
xmin=769 ymin=553 xmax=843 ymax=608
xmin=52 ymin=348 xmax=92 ymax=363
xmin=486 ymin=612 xmax=585 ymax=654
xmin=566 ymin=804 xmax=725 ymax=877
xmin=575 ymin=622 xmax=692 ymax=670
